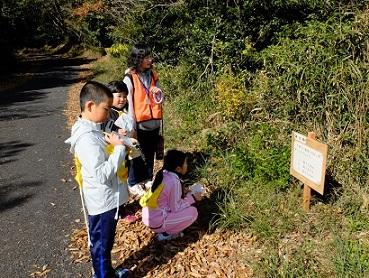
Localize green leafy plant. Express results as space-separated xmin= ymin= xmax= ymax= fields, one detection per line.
xmin=105 ymin=43 xmax=129 ymax=58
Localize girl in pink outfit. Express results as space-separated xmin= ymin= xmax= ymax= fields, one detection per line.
xmin=141 ymin=150 xmax=203 ymax=240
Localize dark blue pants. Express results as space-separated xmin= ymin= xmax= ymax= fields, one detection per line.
xmin=127 ymin=156 xmax=149 ymax=186
xmin=136 ymin=127 xmax=160 ymax=180
xmin=88 ymin=208 xmax=118 ymax=278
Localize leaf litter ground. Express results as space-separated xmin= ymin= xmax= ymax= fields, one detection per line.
xmin=65 ymin=62 xmax=256 ymax=278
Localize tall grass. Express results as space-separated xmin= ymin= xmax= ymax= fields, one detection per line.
xmin=161 ymin=10 xmax=369 ymax=277
xmin=90 ymin=6 xmax=369 ymax=277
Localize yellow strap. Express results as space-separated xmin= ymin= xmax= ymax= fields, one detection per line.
xmin=139 ymin=183 xmax=164 ymax=208
xmin=74 ymin=144 xmax=128 ymax=188
xmin=74 ymin=156 xmax=83 ymax=187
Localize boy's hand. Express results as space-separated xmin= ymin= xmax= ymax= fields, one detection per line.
xmin=117 ymin=128 xmax=127 ymax=137
xmin=105 ymin=132 xmax=123 ymax=146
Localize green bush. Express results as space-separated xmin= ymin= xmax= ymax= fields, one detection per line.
xmin=105 ymin=43 xmax=129 ymax=58
xmin=203 ymin=122 xmax=291 ymax=189
xmin=251 ymin=12 xmax=369 ymax=189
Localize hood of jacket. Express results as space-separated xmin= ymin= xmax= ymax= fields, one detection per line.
xmin=65 ymin=118 xmax=102 ymax=153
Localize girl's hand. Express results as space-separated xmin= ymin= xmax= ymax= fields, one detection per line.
xmin=192 ymin=192 xmax=204 ymax=202
xmin=131 ymin=129 xmax=137 ymax=139
xmin=183 ymin=187 xmax=191 ymax=194
xmin=105 ymin=132 xmax=123 ymax=146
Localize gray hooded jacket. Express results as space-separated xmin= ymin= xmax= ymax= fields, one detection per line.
xmin=65 ymin=118 xmax=129 ymax=216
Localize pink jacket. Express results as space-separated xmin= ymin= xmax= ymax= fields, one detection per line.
xmin=142 ymin=170 xmax=195 ymax=229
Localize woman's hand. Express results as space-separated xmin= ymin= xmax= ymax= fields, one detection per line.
xmin=150 ymin=86 xmax=164 ymax=104
xmin=150 ymin=86 xmax=162 ymax=94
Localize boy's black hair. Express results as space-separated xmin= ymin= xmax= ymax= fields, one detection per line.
xmin=80 ymin=81 xmax=113 ymax=112
xmin=151 ymin=149 xmax=187 ymax=192
xmin=107 ymin=81 xmax=128 ymax=95
xmin=127 ymin=43 xmax=152 ymax=70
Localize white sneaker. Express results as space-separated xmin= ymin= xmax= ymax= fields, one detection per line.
xmin=128 ymin=183 xmax=146 ymax=197
xmin=156 ymin=232 xmax=184 ymax=241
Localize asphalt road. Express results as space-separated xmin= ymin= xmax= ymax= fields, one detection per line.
xmin=0 ymin=54 xmax=94 ymax=277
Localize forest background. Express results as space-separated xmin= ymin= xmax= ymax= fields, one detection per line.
xmin=1 ymin=0 xmax=368 ymax=276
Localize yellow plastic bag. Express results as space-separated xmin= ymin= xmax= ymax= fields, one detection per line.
xmin=139 ymin=183 xmax=164 ymax=208
xmin=105 ymin=144 xmax=128 ymax=182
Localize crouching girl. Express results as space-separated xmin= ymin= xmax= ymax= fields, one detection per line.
xmin=140 ymin=149 xmax=203 ymax=241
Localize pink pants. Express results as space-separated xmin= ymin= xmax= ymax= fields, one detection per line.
xmin=146 ymin=206 xmax=198 ymax=235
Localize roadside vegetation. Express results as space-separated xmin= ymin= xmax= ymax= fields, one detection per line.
xmin=3 ymin=0 xmax=368 ymax=276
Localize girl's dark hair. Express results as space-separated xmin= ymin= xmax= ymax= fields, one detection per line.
xmin=79 ymin=81 xmax=112 ymax=112
xmin=151 ymin=149 xmax=187 ymax=192
xmin=107 ymin=81 xmax=128 ymax=110
xmin=107 ymin=81 xmax=128 ymax=95
xmin=127 ymin=43 xmax=152 ymax=70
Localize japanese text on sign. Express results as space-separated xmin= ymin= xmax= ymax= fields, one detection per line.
xmin=290 ymin=132 xmax=328 ymax=195
xmin=293 ymin=141 xmax=323 ymax=185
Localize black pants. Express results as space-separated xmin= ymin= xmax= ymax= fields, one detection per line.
xmin=127 ymin=155 xmax=148 ymax=186
xmin=136 ymin=127 xmax=160 ymax=180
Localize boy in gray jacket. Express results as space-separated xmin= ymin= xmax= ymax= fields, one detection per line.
xmin=65 ymin=81 xmax=129 ymax=278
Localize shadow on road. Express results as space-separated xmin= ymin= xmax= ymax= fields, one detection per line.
xmin=0 ymin=180 xmax=42 ymax=213
xmin=0 ymin=55 xmax=95 ymax=96
xmin=16 ymin=56 xmax=96 ymax=72
xmin=0 ymin=55 xmax=95 ymax=122
xmin=0 ymin=53 xmax=94 ymax=277
xmin=0 ymin=90 xmax=51 ymax=122
xmin=0 ymin=140 xmax=34 ymax=165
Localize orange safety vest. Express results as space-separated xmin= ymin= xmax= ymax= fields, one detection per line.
xmin=130 ymin=71 xmax=162 ymax=123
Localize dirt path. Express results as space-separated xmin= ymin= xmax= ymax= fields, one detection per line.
xmin=0 ymin=54 xmax=94 ymax=277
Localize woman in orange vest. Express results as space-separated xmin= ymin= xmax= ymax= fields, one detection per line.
xmin=123 ymin=44 xmax=164 ymax=191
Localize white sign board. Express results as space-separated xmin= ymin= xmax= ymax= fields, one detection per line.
xmin=290 ymin=132 xmax=328 ymax=194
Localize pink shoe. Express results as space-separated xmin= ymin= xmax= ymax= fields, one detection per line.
xmin=123 ymin=214 xmax=137 ymax=223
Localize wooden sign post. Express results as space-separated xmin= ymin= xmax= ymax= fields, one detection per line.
xmin=290 ymin=131 xmax=328 ymax=211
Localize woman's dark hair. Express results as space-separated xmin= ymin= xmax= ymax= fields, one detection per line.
xmin=127 ymin=43 xmax=152 ymax=70
xmin=151 ymin=149 xmax=187 ymax=192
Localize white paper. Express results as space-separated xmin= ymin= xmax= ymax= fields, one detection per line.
xmin=190 ymin=183 xmax=205 ymax=194
xmin=114 ymin=113 xmax=134 ymax=136
xmin=292 ymin=141 xmax=323 ymax=184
